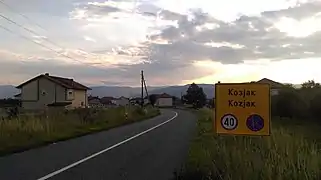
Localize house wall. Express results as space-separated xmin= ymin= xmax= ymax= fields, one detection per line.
xmin=55 ymin=84 xmax=66 ymax=102
xmin=66 ymin=89 xmax=75 ymax=100
xmin=157 ymin=98 xmax=173 ymax=107
xmin=271 ymin=89 xmax=279 ymax=96
xmin=70 ymin=90 xmax=87 ymax=108
xmin=21 ymin=80 xmax=38 ymax=101
xmin=21 ymin=77 xmax=71 ymax=110
xmin=37 ymin=78 xmax=56 ymax=109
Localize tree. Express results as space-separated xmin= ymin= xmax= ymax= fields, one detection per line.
xmin=208 ymin=98 xmax=214 ymax=108
xmin=182 ymin=83 xmax=207 ymax=108
xmin=271 ymin=89 xmax=308 ymax=118
xmin=284 ymin=83 xmax=295 ymax=88
xmin=309 ymin=92 xmax=321 ymax=119
xmin=301 ymin=80 xmax=320 ymax=89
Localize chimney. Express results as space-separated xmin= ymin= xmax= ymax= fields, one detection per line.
xmin=45 ymin=73 xmax=49 ymax=76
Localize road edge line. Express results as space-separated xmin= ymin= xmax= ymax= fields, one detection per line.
xmin=36 ymin=111 xmax=178 ymax=180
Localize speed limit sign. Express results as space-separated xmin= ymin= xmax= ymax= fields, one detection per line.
xmin=221 ymin=114 xmax=238 ymax=130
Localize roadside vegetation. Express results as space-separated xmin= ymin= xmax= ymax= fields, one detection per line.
xmin=177 ymin=80 xmax=321 ymax=180
xmin=0 ymin=106 xmax=160 ymax=156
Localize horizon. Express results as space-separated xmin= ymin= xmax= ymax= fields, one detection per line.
xmin=0 ymin=79 xmax=305 ymax=88
xmin=1 ymin=1 xmax=321 ymax=86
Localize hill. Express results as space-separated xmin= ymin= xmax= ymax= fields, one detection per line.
xmin=146 ymin=84 xmax=215 ymax=99
xmin=0 ymin=85 xmax=19 ymax=98
xmin=0 ymin=84 xmax=215 ymax=99
xmin=88 ymin=86 xmax=164 ymax=98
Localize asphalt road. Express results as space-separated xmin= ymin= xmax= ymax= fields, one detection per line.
xmin=0 ymin=109 xmax=196 ymax=180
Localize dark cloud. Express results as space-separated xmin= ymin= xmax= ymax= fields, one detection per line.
xmin=82 ymin=2 xmax=123 ymax=16
xmin=262 ymin=1 xmax=321 ymax=20
xmin=3 ymin=0 xmax=321 ymax=86
xmin=119 ymin=1 xmax=321 ymax=66
xmin=0 ymin=51 xmax=212 ymax=85
xmin=76 ymin=0 xmax=186 ymax=21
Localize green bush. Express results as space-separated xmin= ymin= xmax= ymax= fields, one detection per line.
xmin=310 ymin=92 xmax=321 ymax=119
xmin=272 ymin=88 xmax=309 ymax=119
xmin=272 ymin=82 xmax=321 ymax=121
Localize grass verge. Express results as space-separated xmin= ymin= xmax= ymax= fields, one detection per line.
xmin=176 ymin=108 xmax=321 ymax=180
xmin=0 ymin=106 xmax=160 ymax=156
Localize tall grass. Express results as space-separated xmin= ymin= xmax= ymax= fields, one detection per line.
xmin=178 ymin=108 xmax=321 ymax=180
xmin=0 ymin=106 xmax=160 ymax=156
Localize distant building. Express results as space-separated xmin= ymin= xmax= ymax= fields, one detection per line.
xmin=88 ymin=96 xmax=103 ymax=108
xmin=16 ymin=73 xmax=91 ymax=110
xmin=255 ymin=78 xmax=285 ymax=96
xmin=155 ymin=93 xmax=173 ymax=107
xmin=114 ymin=96 xmax=129 ymax=106
xmin=100 ymin=96 xmax=117 ymax=107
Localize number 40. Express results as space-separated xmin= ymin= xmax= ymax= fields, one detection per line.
xmin=224 ymin=117 xmax=235 ymax=127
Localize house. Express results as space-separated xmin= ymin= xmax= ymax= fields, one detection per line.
xmin=114 ymin=96 xmax=129 ymax=106
xmin=16 ymin=73 xmax=91 ymax=110
xmin=256 ymin=78 xmax=285 ymax=96
xmin=155 ymin=93 xmax=173 ymax=107
xmin=255 ymin=78 xmax=285 ymax=96
xmin=129 ymin=97 xmax=149 ymax=106
xmin=88 ymin=96 xmax=103 ymax=108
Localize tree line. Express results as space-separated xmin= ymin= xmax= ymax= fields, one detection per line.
xmin=178 ymin=80 xmax=321 ymax=121
xmin=272 ymin=80 xmax=321 ymax=120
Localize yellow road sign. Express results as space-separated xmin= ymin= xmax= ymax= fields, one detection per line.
xmin=214 ymin=83 xmax=271 ymax=136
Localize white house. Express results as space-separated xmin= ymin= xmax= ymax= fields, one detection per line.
xmin=15 ymin=73 xmax=90 ymax=110
xmin=155 ymin=93 xmax=173 ymax=107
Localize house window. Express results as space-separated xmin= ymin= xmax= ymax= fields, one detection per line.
xmin=68 ymin=90 xmax=73 ymax=95
xmin=67 ymin=90 xmax=74 ymax=99
xmin=81 ymin=102 xmax=84 ymax=106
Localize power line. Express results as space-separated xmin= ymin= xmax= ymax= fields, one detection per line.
xmin=0 ymin=3 xmax=91 ymax=59
xmin=0 ymin=13 xmax=75 ymax=53
xmin=0 ymin=23 xmax=99 ymax=67
xmin=0 ymin=0 xmax=46 ymax=32
xmin=0 ymin=23 xmax=120 ymax=76
xmin=0 ymin=1 xmax=141 ymax=77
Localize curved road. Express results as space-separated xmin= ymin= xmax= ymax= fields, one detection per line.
xmin=0 ymin=109 xmax=196 ymax=180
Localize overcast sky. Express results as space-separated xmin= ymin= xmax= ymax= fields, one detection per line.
xmin=0 ymin=0 xmax=320 ymax=86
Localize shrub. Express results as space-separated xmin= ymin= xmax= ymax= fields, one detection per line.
xmin=310 ymin=92 xmax=321 ymax=119
xmin=271 ymin=82 xmax=321 ymax=121
xmin=272 ymin=89 xmax=309 ymax=119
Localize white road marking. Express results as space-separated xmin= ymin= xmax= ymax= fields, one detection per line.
xmin=37 ymin=111 xmax=178 ymax=180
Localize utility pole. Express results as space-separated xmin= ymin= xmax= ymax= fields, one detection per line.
xmin=143 ymin=79 xmax=149 ymax=99
xmin=141 ymin=70 xmax=144 ymax=108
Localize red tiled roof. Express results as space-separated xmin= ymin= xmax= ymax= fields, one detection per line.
xmin=256 ymin=78 xmax=284 ymax=88
xmin=16 ymin=73 xmax=91 ymax=90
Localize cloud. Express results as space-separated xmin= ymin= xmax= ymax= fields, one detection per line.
xmin=262 ymin=0 xmax=321 ymax=20
xmin=84 ymin=36 xmax=97 ymax=42
xmin=116 ymin=1 xmax=321 ymax=67
xmin=2 ymin=0 xmax=321 ymax=86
